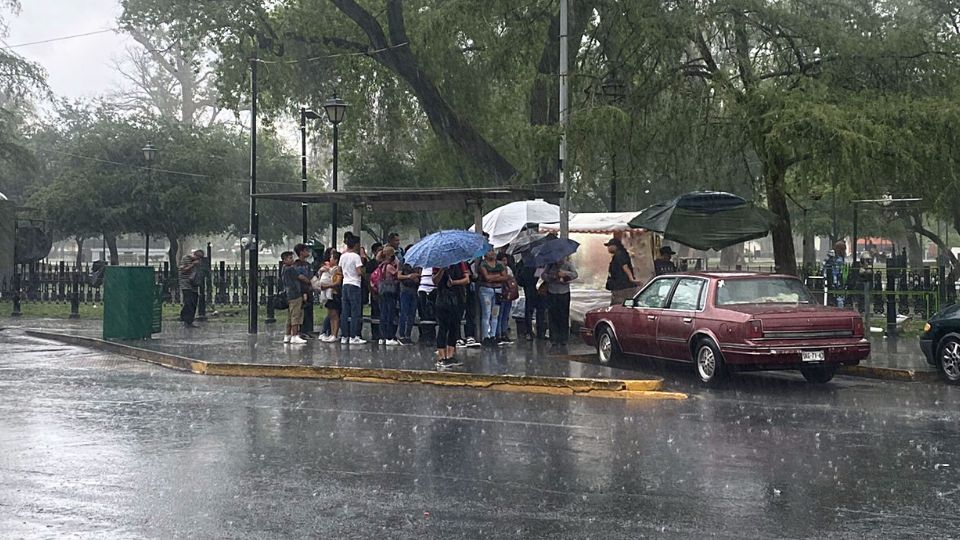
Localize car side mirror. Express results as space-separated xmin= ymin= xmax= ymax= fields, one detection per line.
xmin=623 ymin=299 xmax=636 ymax=308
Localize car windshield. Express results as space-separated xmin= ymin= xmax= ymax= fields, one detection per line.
xmin=715 ymin=277 xmax=814 ymax=305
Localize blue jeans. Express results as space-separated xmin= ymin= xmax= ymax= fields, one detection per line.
xmin=497 ymin=299 xmax=512 ymax=338
xmin=398 ymin=288 xmax=418 ymax=339
xmin=479 ymin=287 xmax=500 ymax=339
xmin=340 ymin=284 xmax=362 ymax=339
xmin=379 ymin=292 xmax=398 ymax=340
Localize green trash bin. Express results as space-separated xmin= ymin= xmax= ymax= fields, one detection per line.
xmin=103 ymin=266 xmax=161 ymax=340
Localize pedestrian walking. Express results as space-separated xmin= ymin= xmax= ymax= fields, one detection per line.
xmin=417 ymin=266 xmax=437 ymax=344
xmin=433 ymin=262 xmax=470 ymax=367
xmin=316 ymin=251 xmax=342 ymax=343
xmin=177 ymin=249 xmax=205 ymax=327
xmin=339 ymin=236 xmax=367 ymax=344
xmin=654 ymin=245 xmax=678 ymax=276
xmin=605 ymin=237 xmax=642 ymax=305
xmin=542 ymin=256 xmax=578 ymax=347
xmin=516 ymin=255 xmax=546 ymax=340
xmin=397 ymin=246 xmax=419 ymax=344
xmin=478 ymin=249 xmax=508 ymax=347
xmin=281 ymin=251 xmax=311 ymax=344
xmin=495 ymin=252 xmax=517 ymax=344
xmin=376 ymin=245 xmax=402 ymax=346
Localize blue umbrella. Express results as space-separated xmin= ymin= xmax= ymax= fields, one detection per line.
xmin=527 ymin=238 xmax=580 ymax=267
xmin=405 ymin=230 xmax=488 ymax=269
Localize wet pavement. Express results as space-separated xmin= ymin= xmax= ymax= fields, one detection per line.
xmin=2 ymin=328 xmax=960 ymax=538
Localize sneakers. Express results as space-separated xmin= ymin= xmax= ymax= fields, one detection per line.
xmin=318 ymin=333 xmax=329 ymax=340
xmin=385 ymin=339 xmax=402 ymax=346
xmin=321 ymin=334 xmax=339 ymax=343
xmin=350 ymin=337 xmax=367 ymax=345
xmin=466 ymin=337 xmax=480 ymax=348
xmin=298 ymin=333 xmax=311 ymax=341
xmin=497 ymin=337 xmax=514 ymax=346
xmin=435 ymin=358 xmax=463 ymax=369
xmin=290 ymin=335 xmax=308 ymax=344
xmin=283 ymin=335 xmax=292 ymax=344
xmin=379 ymin=339 xmax=386 ymax=345
xmin=456 ymin=339 xmax=468 ymax=348
xmin=341 ymin=337 xmax=349 ymax=344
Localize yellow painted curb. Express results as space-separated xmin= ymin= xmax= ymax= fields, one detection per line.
xmin=25 ymin=330 xmax=685 ymax=400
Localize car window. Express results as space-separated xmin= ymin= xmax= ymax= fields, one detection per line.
xmin=715 ymin=277 xmax=814 ymax=305
xmin=635 ymin=278 xmax=676 ymax=308
xmin=668 ymin=278 xmax=704 ymax=310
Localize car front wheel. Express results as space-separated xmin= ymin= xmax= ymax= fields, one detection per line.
xmin=596 ymin=326 xmax=621 ymax=364
xmin=694 ymin=339 xmax=726 ymax=387
xmin=800 ymin=365 xmax=836 ymax=384
xmin=937 ymin=335 xmax=960 ymax=384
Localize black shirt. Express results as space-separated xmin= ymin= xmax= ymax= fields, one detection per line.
xmin=400 ymin=263 xmax=419 ymax=290
xmin=607 ymin=249 xmax=634 ymax=291
xmin=654 ymin=258 xmax=677 ymax=276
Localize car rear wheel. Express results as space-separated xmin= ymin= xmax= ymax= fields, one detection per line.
xmin=936 ymin=335 xmax=960 ymax=384
xmin=800 ymin=366 xmax=836 ymax=384
xmin=694 ymin=339 xmax=726 ymax=387
xmin=596 ymin=326 xmax=621 ymax=364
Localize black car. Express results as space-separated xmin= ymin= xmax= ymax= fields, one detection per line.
xmin=920 ymin=304 xmax=960 ymax=384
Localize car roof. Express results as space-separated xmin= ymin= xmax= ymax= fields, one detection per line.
xmin=658 ymin=272 xmax=800 ymax=280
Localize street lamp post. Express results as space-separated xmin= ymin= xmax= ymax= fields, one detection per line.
xmin=601 ymin=74 xmax=626 ymax=212
xmin=300 ymin=108 xmax=322 ymax=244
xmin=323 ymin=94 xmax=348 ymax=247
xmin=142 ymin=143 xmax=157 ymax=266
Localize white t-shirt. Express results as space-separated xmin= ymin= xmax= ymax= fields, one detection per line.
xmin=418 ymin=267 xmax=435 ymax=293
xmin=340 ymin=252 xmax=363 ymax=287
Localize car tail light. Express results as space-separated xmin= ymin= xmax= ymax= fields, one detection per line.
xmin=852 ymin=317 xmax=865 ymax=337
xmin=745 ymin=319 xmax=763 ymax=339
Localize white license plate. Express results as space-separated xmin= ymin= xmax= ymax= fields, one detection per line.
xmin=802 ymin=351 xmax=825 ymax=363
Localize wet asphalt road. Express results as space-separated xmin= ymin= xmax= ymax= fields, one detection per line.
xmin=2 ymin=330 xmax=960 ymax=539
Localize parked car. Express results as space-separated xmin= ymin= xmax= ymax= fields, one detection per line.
xmin=919 ymin=304 xmax=960 ymax=384
xmin=580 ymin=273 xmax=870 ymax=386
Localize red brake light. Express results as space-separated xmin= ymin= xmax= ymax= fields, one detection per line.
xmin=745 ymin=319 xmax=763 ymax=339
xmin=852 ymin=317 xmax=865 ymax=337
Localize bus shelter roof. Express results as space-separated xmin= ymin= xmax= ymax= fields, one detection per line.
xmin=253 ymin=186 xmax=565 ymax=212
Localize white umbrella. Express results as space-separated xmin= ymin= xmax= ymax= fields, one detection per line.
xmin=471 ymin=199 xmax=560 ymax=248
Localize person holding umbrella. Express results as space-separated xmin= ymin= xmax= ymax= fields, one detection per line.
xmin=541 ymin=255 xmax=578 ymax=347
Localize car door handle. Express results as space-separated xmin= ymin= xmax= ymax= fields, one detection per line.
xmin=683 ymin=318 xmax=693 ymax=324
xmin=647 ymin=315 xmax=657 ymax=321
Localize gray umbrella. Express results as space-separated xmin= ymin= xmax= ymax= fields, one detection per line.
xmin=628 ymin=191 xmax=774 ymax=251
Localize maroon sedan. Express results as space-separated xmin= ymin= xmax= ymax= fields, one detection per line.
xmin=580 ymin=273 xmax=870 ymax=385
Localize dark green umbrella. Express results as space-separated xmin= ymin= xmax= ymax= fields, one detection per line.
xmin=628 ymin=191 xmax=774 ymax=251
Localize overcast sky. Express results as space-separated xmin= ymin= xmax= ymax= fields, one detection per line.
xmin=5 ymin=0 xmax=132 ymax=100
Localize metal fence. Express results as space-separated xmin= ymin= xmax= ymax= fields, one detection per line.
xmin=1 ymin=261 xmax=285 ymax=317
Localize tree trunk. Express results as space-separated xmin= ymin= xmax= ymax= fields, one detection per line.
xmin=802 ymin=224 xmax=816 ymax=270
xmin=105 ymin=235 xmax=119 ymax=265
xmin=74 ymin=237 xmax=84 ymax=267
xmin=166 ymin=233 xmax=179 ymax=266
xmin=904 ymin=224 xmax=923 ymax=268
xmin=762 ymin=159 xmax=797 ymax=275
xmin=331 ymin=0 xmax=516 ymax=183
xmin=719 ymin=244 xmax=742 ymax=268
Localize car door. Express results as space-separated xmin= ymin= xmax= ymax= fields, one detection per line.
xmin=656 ymin=278 xmax=707 ymax=361
xmin=623 ymin=278 xmax=677 ymax=356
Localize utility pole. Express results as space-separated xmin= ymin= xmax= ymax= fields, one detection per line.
xmin=248 ymin=50 xmax=259 ymax=334
xmin=559 ymin=0 xmax=569 ymax=240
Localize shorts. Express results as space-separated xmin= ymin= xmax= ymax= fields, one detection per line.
xmin=287 ymin=297 xmax=304 ymax=325
xmin=324 ymin=297 xmax=342 ymax=311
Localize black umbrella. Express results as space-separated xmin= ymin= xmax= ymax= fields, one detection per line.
xmin=629 ymin=191 xmax=774 ymax=251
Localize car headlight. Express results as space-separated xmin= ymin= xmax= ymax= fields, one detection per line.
xmin=923 ymin=323 xmax=931 ymax=333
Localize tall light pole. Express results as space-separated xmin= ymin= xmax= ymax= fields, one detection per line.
xmin=601 ymin=74 xmax=625 ymax=212
xmin=324 ymin=94 xmax=348 ymax=247
xmin=248 ymin=51 xmax=259 ymax=335
xmin=141 ymin=143 xmax=157 ymax=266
xmin=300 ymin=108 xmax=322 ymax=244
xmin=559 ymin=0 xmax=569 ymax=240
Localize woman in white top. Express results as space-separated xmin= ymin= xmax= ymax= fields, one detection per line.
xmin=314 ymin=251 xmax=343 ymax=342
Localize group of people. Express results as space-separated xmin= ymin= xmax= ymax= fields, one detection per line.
xmin=276 ymin=231 xmax=582 ymax=367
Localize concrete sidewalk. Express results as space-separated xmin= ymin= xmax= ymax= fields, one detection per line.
xmin=7 ymin=318 xmax=685 ymax=400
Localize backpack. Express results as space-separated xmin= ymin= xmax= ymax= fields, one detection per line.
xmin=370 ymin=263 xmax=385 ymax=292
xmin=374 ymin=261 xmax=399 ymax=295
xmin=502 ymin=276 xmax=520 ymax=301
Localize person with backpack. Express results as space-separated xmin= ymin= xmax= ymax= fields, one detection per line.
xmin=495 ymin=252 xmax=518 ymax=344
xmin=363 ymin=242 xmax=383 ymax=341
xmin=433 ymin=261 xmax=470 ymax=367
xmin=281 ymin=251 xmax=311 ymax=345
xmin=397 ymin=244 xmax=419 ymax=344
xmin=374 ymin=245 xmax=402 ymax=346
xmin=315 ymin=250 xmax=342 ymax=343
